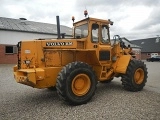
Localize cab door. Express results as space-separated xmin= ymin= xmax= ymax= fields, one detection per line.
xmin=90 ymin=23 xmax=111 ymax=65
xmin=98 ymin=24 xmax=112 ymax=64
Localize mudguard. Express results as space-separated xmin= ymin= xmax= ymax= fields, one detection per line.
xmin=115 ymin=55 xmax=131 ymax=74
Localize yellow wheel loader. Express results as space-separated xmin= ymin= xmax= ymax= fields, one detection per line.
xmin=13 ymin=15 xmax=148 ymax=105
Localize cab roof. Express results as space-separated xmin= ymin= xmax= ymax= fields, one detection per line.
xmin=73 ymin=17 xmax=111 ymax=25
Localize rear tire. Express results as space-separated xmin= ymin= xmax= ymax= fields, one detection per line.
xmin=121 ymin=60 xmax=148 ymax=92
xmin=56 ymin=61 xmax=98 ymax=105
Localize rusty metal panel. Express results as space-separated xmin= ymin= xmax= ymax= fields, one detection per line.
xmin=61 ymin=51 xmax=74 ymax=66
xmin=44 ymin=50 xmax=61 ymax=67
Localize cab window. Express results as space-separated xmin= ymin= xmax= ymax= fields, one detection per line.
xmin=75 ymin=23 xmax=88 ymax=38
xmin=101 ymin=25 xmax=109 ymax=43
xmin=92 ymin=23 xmax=99 ymax=43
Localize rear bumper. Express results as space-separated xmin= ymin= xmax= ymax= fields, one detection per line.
xmin=13 ymin=65 xmax=44 ymax=87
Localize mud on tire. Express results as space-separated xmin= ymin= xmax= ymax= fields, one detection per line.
xmin=121 ymin=60 xmax=148 ymax=92
xmin=56 ymin=61 xmax=98 ymax=105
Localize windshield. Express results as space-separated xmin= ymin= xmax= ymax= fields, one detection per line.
xmin=75 ymin=23 xmax=88 ymax=38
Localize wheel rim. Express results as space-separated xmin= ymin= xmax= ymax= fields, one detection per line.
xmin=134 ymin=68 xmax=144 ymax=84
xmin=72 ymin=74 xmax=91 ymax=96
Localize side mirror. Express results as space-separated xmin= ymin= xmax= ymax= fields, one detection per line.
xmin=108 ymin=19 xmax=114 ymax=25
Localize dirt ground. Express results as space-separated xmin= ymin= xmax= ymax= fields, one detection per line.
xmin=0 ymin=61 xmax=160 ymax=120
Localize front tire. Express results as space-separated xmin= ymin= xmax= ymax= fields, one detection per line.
xmin=56 ymin=61 xmax=98 ymax=105
xmin=121 ymin=60 xmax=148 ymax=92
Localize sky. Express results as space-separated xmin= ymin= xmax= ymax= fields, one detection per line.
xmin=0 ymin=0 xmax=160 ymax=40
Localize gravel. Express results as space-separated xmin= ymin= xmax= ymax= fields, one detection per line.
xmin=0 ymin=62 xmax=160 ymax=120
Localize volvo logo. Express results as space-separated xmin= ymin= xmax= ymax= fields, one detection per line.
xmin=46 ymin=42 xmax=73 ymax=46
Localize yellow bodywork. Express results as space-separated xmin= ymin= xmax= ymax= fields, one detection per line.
xmin=13 ymin=17 xmax=132 ymax=88
xmin=115 ymin=55 xmax=131 ymax=74
xmin=14 ymin=66 xmax=62 ymax=88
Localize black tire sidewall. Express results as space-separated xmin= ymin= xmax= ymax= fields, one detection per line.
xmin=66 ymin=67 xmax=96 ymax=103
xmin=122 ymin=60 xmax=148 ymax=91
xmin=131 ymin=65 xmax=147 ymax=89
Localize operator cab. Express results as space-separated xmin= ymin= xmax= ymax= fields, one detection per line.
xmin=72 ymin=17 xmax=113 ymax=46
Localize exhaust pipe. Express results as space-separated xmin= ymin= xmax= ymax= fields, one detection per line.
xmin=56 ymin=16 xmax=61 ymax=39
